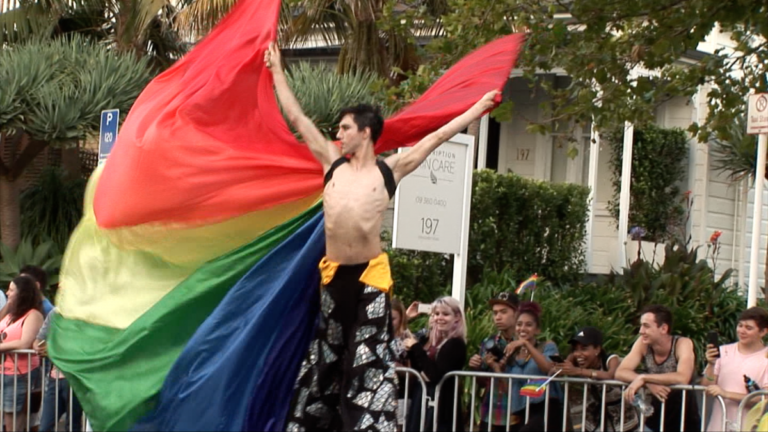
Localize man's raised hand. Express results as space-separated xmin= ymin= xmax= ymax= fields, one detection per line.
xmin=264 ymin=42 xmax=282 ymax=72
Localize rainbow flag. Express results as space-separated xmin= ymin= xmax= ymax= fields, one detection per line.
xmin=519 ymin=379 xmax=548 ymax=398
xmin=46 ymin=0 xmax=524 ymax=429
xmin=516 ymin=274 xmax=538 ymax=295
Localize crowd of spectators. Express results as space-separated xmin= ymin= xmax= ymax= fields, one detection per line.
xmin=394 ymin=291 xmax=768 ymax=432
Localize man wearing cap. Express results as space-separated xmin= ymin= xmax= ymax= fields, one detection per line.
xmin=468 ymin=292 xmax=520 ymax=431
xmin=555 ymin=327 xmax=638 ymax=432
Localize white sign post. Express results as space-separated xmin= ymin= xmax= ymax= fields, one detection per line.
xmin=392 ymin=133 xmax=475 ymax=309
xmin=747 ymin=93 xmax=768 ymax=307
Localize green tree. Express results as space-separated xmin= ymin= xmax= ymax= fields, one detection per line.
xmin=0 ymin=36 xmax=150 ymax=249
xmin=393 ymin=0 xmax=767 ymax=140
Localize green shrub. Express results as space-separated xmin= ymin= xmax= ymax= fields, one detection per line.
xmin=536 ymin=242 xmax=740 ymax=372
xmin=607 ymin=124 xmax=689 ymax=242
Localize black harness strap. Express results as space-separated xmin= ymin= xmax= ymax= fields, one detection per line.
xmin=324 ymin=157 xmax=349 ymax=186
xmin=376 ymin=159 xmax=397 ymax=199
xmin=323 ymin=156 xmax=397 ymax=199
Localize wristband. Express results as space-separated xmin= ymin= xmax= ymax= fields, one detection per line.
xmin=705 ymin=374 xmax=716 ymax=381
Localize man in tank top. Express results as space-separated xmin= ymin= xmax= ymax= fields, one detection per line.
xmin=265 ymin=42 xmax=500 ymax=432
xmin=616 ymin=304 xmax=701 ymax=432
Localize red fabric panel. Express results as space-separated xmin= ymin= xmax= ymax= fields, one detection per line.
xmin=377 ymin=33 xmax=524 ymax=153
xmin=93 ymin=0 xmax=524 ymax=229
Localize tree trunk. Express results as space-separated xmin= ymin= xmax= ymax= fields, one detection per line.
xmin=61 ymin=142 xmax=81 ymax=181
xmin=0 ymin=176 xmax=21 ymax=250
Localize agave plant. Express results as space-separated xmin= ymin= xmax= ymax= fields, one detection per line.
xmin=284 ymin=61 xmax=390 ymax=138
xmin=0 ymin=237 xmax=62 ymax=294
xmin=0 ymin=0 xmax=187 ymax=70
xmin=0 ymin=36 xmax=151 ymax=250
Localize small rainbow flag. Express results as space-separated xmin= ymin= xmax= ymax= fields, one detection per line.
xmin=516 ymin=274 xmax=538 ymax=295
xmin=519 ymin=369 xmax=560 ymax=398
xmin=519 ymin=379 xmax=548 ymax=398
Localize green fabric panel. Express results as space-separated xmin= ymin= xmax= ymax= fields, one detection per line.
xmin=48 ymin=203 xmax=321 ymax=431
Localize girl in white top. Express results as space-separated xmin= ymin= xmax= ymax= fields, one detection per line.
xmin=702 ymin=307 xmax=768 ymax=431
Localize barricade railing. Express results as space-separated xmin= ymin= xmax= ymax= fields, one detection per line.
xmin=395 ymin=366 xmax=429 ymax=432
xmin=432 ymin=371 xmax=727 ymax=432
xmin=737 ymin=389 xmax=768 ymax=431
xmin=0 ymin=350 xmax=85 ymax=432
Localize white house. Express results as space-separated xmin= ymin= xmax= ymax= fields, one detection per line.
xmin=286 ymin=25 xmax=767 ymax=292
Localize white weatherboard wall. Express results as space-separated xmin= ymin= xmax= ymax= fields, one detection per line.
xmin=744 ymin=181 xmax=768 ymax=294
xmin=704 ymin=153 xmax=741 ymax=281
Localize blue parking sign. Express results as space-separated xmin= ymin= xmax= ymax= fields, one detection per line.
xmin=99 ymin=109 xmax=120 ymax=164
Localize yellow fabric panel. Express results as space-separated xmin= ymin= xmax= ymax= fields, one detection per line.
xmin=58 ymin=166 xmax=321 ymax=329
xmin=319 ymin=253 xmax=393 ymax=293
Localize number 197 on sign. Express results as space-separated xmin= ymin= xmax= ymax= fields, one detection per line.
xmin=420 ymin=218 xmax=439 ymax=235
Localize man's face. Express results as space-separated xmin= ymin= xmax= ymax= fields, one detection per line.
xmin=492 ymin=304 xmax=516 ymax=333
xmin=336 ymin=114 xmax=369 ymax=155
xmin=639 ymin=312 xmax=666 ymax=344
xmin=737 ymin=319 xmax=768 ymax=344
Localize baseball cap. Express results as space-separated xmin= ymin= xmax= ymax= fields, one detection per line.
xmin=488 ymin=291 xmax=520 ymax=310
xmin=569 ymin=326 xmax=603 ymax=347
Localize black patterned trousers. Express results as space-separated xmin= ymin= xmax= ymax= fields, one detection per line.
xmin=285 ymin=262 xmax=398 ymax=432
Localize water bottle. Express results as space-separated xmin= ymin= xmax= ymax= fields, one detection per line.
xmin=633 ymin=394 xmax=654 ymax=417
xmin=744 ymin=375 xmax=761 ymax=393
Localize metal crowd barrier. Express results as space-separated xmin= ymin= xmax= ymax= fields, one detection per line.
xmin=737 ymin=390 xmax=768 ymax=431
xmin=0 ymin=350 xmax=85 ymax=432
xmin=431 ymin=371 xmax=727 ymax=432
xmin=395 ymin=366 xmax=430 ymax=432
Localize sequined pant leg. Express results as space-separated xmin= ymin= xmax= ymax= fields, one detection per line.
xmin=285 ymin=284 xmax=348 ymax=432
xmin=339 ymin=285 xmax=398 ymax=431
xmin=285 ymin=281 xmax=397 ymax=432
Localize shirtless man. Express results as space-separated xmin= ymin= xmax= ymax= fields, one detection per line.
xmin=265 ymin=43 xmax=498 ymax=432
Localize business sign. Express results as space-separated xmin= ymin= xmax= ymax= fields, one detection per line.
xmin=747 ymin=94 xmax=768 ymax=135
xmin=98 ymin=109 xmax=120 ymax=164
xmin=392 ymin=134 xmax=473 ymax=255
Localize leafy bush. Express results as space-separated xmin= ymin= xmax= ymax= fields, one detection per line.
xmin=20 ymin=167 xmax=86 ymax=251
xmin=607 ymin=124 xmax=689 ymax=242
xmin=389 ymin=169 xmax=590 ymax=305
xmin=470 ymin=242 xmax=742 ymax=372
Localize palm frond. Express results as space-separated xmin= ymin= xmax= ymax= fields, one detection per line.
xmin=0 ymin=2 xmax=60 ymax=44
xmin=174 ymin=0 xmax=236 ymax=37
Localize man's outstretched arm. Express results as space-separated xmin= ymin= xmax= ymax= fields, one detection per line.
xmin=265 ymin=42 xmax=339 ymax=171
xmin=387 ymin=90 xmax=499 ymax=182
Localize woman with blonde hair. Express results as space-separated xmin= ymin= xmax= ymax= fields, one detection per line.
xmin=404 ymin=296 xmax=467 ymax=431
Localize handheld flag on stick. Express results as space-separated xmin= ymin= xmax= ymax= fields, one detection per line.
xmin=519 ymin=369 xmax=561 ymax=398
xmin=516 ymin=274 xmax=538 ymax=300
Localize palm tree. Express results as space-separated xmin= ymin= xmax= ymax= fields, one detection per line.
xmin=175 ymin=0 xmax=445 ymax=77
xmin=0 ymin=35 xmax=150 ymax=249
xmin=0 ymin=0 xmax=188 ymax=70
xmin=710 ymin=115 xmax=768 ymax=298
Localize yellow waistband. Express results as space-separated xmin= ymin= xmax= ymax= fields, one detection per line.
xmin=319 ymin=253 xmax=393 ymax=293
